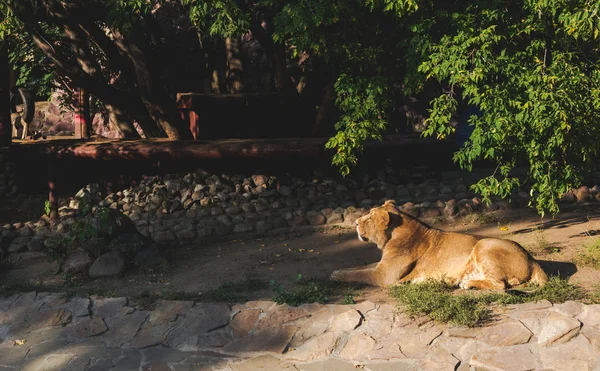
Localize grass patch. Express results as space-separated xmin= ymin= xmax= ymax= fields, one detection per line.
xmin=578 ymin=238 xmax=600 ymax=269
xmin=131 ymin=278 xmax=269 ymax=308
xmin=391 ymin=277 xmax=584 ymax=327
xmin=461 ymin=212 xmax=504 ymax=226
xmin=203 ymin=278 xmax=268 ymax=302
xmin=271 ymin=274 xmax=366 ymax=306
xmin=527 ymin=231 xmax=560 ymax=254
xmin=591 ymin=286 xmax=600 ymax=304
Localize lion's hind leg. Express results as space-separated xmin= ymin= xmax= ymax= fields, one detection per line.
xmin=457 ymin=245 xmax=508 ymax=291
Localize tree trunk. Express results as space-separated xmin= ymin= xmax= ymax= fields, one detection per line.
xmin=312 ymin=81 xmax=335 ymax=137
xmin=250 ymin=21 xmax=297 ymax=99
xmin=225 ymin=37 xmax=245 ymax=94
xmin=107 ymin=105 xmax=140 ymax=138
xmin=122 ymin=25 xmax=191 ymax=140
xmin=62 ymin=23 xmax=142 ymax=139
xmin=0 ymin=43 xmax=11 ymax=147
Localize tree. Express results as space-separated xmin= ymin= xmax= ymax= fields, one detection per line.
xmin=3 ymin=0 xmax=599 ymax=215
xmin=2 ymin=0 xmax=192 ymax=139
xmin=410 ymin=0 xmax=600 ymax=215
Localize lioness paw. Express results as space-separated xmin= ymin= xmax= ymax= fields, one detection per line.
xmin=331 ymin=270 xmax=345 ymax=281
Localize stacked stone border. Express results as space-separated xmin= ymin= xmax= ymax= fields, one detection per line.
xmin=2 ymin=168 xmax=600 ymax=258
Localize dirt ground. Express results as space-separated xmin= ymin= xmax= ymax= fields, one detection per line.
xmin=2 ymin=204 xmax=600 ymax=305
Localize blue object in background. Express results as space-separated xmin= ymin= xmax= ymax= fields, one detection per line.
xmin=456 ymin=105 xmax=482 ymax=147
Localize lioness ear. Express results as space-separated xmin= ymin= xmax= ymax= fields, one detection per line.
xmin=372 ymin=208 xmax=390 ymax=226
xmin=383 ymin=200 xmax=396 ymax=208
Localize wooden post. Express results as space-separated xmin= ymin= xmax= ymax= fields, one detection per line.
xmin=176 ymin=93 xmax=200 ymax=140
xmin=0 ymin=42 xmax=11 ymax=147
xmin=48 ymin=160 xmax=59 ymax=220
xmin=74 ymin=88 xmax=91 ymax=139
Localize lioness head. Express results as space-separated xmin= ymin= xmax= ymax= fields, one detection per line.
xmin=355 ymin=200 xmax=401 ymax=249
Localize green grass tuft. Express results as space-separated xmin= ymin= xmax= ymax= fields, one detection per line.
xmin=578 ymin=238 xmax=600 ymax=269
xmin=391 ymin=277 xmax=584 ymax=327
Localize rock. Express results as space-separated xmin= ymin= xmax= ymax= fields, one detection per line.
xmin=70 ymin=297 xmax=91 ymax=317
xmin=252 ymin=175 xmax=269 ymax=188
xmin=554 ymin=301 xmax=585 ymax=318
xmin=230 ymin=355 xmax=297 ymax=371
xmin=92 ymin=297 xmax=128 ymax=318
xmin=134 ymin=246 xmax=166 ymax=270
xmin=167 ymin=303 xmax=231 ymax=350
xmin=7 ymin=236 xmax=31 ymax=253
xmin=153 ymin=230 xmax=176 ymax=243
xmin=449 ymin=320 xmax=532 ymax=347
xmin=561 ymin=191 xmax=577 ymax=203
xmin=224 ymin=326 xmax=298 ymax=355
xmin=421 ymin=208 xmax=441 ymax=218
xmin=338 ymin=333 xmax=377 ymax=360
xmin=537 ymin=313 xmax=581 ymax=346
xmin=255 ymin=220 xmax=272 ymax=233
xmin=70 ymin=316 xmax=108 ymax=338
xmin=279 ymin=186 xmax=293 ymax=197
xmin=539 ymin=335 xmax=598 ymax=371
xmin=578 ymin=304 xmax=600 ymax=327
xmin=88 ymin=251 xmax=126 ymax=278
xmin=285 ymin=332 xmax=339 ymax=361
xmin=470 ymin=344 xmax=538 ymax=371
xmin=576 ymin=187 xmax=593 ymax=203
xmin=226 ymin=206 xmax=242 ymax=215
xmin=230 ymin=309 xmax=261 ymax=337
xmin=234 ymin=223 xmax=253 ymax=233
xmin=292 ymin=216 xmax=308 ymax=227
xmin=176 ymin=229 xmax=196 ymax=242
xmin=108 ymin=232 xmax=148 ymax=257
xmin=63 ymin=251 xmax=94 ymax=274
xmin=27 ymin=238 xmax=44 ymax=252
xmin=197 ymin=226 xmax=214 ymax=238
xmin=326 ymin=212 xmax=344 ymax=224
xmin=330 ymin=310 xmax=362 ymax=333
xmin=307 ymin=212 xmax=326 ymax=226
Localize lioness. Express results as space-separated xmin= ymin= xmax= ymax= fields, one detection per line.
xmin=331 ymin=200 xmax=548 ymax=290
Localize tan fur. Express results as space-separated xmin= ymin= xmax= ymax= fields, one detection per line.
xmin=11 ymin=113 xmax=29 ymax=140
xmin=331 ymin=200 xmax=548 ymax=290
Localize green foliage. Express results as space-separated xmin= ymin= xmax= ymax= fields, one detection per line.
xmin=44 ymin=200 xmax=51 ymax=216
xmin=182 ymin=0 xmax=250 ymax=38
xmin=3 ymin=0 xmax=600 ymax=216
xmin=391 ymin=277 xmax=583 ymax=327
xmin=578 ymin=238 xmax=600 ymax=269
xmin=44 ymin=206 xmax=111 ymax=263
xmin=341 ymin=294 xmax=356 ymax=305
xmin=325 ymin=75 xmax=390 ymax=176
xmin=44 ymin=219 xmax=98 ymax=262
xmin=271 ymin=274 xmax=329 ymax=306
xmin=413 ymin=1 xmax=600 ymax=216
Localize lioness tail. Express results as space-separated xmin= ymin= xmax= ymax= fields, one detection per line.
xmin=531 ymin=263 xmax=548 ymax=286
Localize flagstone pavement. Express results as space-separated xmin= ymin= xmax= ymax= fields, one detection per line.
xmin=1 ymin=292 xmax=599 ymax=370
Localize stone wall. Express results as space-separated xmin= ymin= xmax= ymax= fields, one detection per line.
xmin=0 ymin=147 xmax=17 ymax=199
xmin=3 ymin=166 xmax=600 ymax=258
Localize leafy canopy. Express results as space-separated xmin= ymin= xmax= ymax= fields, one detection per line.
xmin=2 ymin=0 xmax=600 ymax=215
